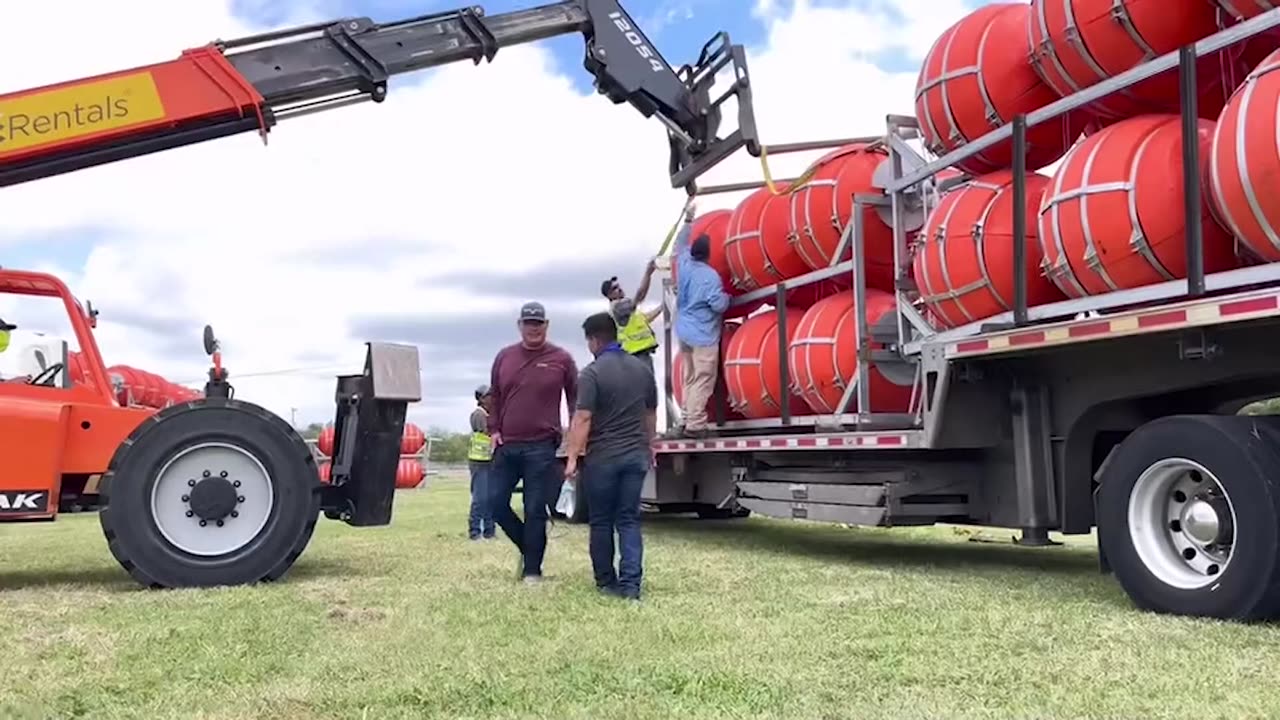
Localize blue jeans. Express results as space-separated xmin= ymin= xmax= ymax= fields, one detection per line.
xmin=489 ymin=439 xmax=557 ymax=577
xmin=468 ymin=461 xmax=495 ymax=538
xmin=583 ymin=450 xmax=648 ymax=596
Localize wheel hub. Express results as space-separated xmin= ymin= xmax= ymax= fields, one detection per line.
xmin=1181 ymin=496 xmax=1230 ymax=545
xmin=187 ymin=476 xmax=239 ymax=522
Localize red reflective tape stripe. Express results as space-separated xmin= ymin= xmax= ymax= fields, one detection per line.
xmin=796 ymin=437 xmax=817 ymax=447
xmin=1220 ymin=295 xmax=1279 ymax=316
xmin=955 ymin=339 xmax=988 ymax=353
xmin=1137 ymin=309 xmax=1186 ymax=327
xmin=1009 ymin=331 xmax=1045 ymax=346
xmin=876 ymin=435 xmax=904 ymax=445
xmin=1069 ymin=321 xmax=1111 ymax=337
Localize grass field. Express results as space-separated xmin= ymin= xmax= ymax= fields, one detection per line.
xmin=4 ymin=471 xmax=1280 ymax=720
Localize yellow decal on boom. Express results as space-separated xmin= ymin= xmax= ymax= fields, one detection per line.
xmin=0 ymin=73 xmax=166 ymax=156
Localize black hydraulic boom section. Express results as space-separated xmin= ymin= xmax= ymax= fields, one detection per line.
xmin=0 ymin=0 xmax=757 ymax=191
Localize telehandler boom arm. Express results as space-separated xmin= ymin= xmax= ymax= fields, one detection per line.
xmin=0 ymin=0 xmax=757 ymax=191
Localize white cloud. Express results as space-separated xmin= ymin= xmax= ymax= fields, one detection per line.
xmin=0 ymin=0 xmax=967 ymax=432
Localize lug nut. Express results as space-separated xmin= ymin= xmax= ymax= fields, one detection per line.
xmin=203 ymin=470 xmax=211 ymax=478
xmin=186 ymin=510 xmax=194 ymax=518
xmin=188 ymin=479 xmax=196 ymax=487
xmin=237 ymin=496 xmax=245 ymax=503
xmin=181 ymin=495 xmax=189 ymax=502
xmin=233 ymin=480 xmax=241 ymax=488
xmin=216 ymin=520 xmax=224 ymax=527
xmin=199 ymin=520 xmax=207 ymax=527
xmin=230 ymin=511 xmax=239 ymax=518
xmin=220 ymin=471 xmax=228 ymax=478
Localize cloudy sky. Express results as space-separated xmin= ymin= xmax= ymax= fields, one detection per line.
xmin=0 ymin=0 xmax=986 ymax=432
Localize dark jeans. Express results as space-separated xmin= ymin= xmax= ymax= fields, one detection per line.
xmin=583 ymin=450 xmax=648 ymax=596
xmin=468 ymin=461 xmax=495 ymax=538
xmin=489 ymin=439 xmax=558 ymax=577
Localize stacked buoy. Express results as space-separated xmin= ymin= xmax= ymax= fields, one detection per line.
xmin=99 ymin=362 xmax=201 ymax=408
xmin=904 ymin=0 xmax=1280 ymax=330
xmin=314 ymin=422 xmax=427 ymax=488
xmin=674 ymin=137 xmax=916 ymax=420
xmin=669 ymin=2 xmax=1280 ymax=419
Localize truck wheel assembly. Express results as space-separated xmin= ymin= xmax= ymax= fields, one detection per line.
xmin=1097 ymin=415 xmax=1280 ymax=621
xmin=98 ymin=399 xmax=321 ymax=589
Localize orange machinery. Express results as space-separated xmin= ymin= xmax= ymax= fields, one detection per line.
xmin=0 ymin=0 xmax=757 ymax=589
xmin=0 ymin=268 xmax=422 ymax=588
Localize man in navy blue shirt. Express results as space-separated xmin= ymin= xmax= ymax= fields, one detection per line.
xmin=673 ymin=201 xmax=730 ymax=437
xmin=564 ymin=312 xmax=658 ymax=600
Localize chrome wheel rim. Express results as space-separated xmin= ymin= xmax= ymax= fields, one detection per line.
xmin=1128 ymin=458 xmax=1236 ymax=590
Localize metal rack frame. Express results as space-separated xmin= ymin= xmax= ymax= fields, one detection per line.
xmin=659 ymin=10 xmax=1280 ymax=435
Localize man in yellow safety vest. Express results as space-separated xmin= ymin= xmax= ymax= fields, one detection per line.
xmin=601 ymin=270 xmax=662 ymax=374
xmin=467 ymin=384 xmax=496 ymax=540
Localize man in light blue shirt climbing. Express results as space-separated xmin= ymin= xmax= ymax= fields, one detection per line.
xmin=673 ymin=200 xmax=730 ymax=437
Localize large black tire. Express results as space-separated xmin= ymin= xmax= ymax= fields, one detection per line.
xmin=1096 ymin=415 xmax=1280 ymax=620
xmin=99 ymin=398 xmax=321 ymax=589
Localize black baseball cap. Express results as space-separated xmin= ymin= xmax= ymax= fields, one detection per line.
xmin=600 ymin=277 xmax=620 ymax=297
xmin=519 ymin=301 xmax=547 ymax=323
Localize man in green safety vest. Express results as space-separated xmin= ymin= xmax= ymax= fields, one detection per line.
xmin=467 ymin=384 xmax=496 ymax=540
xmin=601 ymin=270 xmax=662 ymax=374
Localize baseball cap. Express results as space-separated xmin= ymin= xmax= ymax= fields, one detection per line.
xmin=519 ymin=301 xmax=547 ymax=323
xmin=600 ymin=277 xmax=620 ymax=297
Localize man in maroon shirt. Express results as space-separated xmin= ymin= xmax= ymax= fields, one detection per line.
xmin=487 ymin=301 xmax=578 ymax=583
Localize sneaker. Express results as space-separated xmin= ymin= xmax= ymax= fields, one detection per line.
xmin=598 ymin=584 xmax=623 ymax=598
xmin=468 ymin=534 xmax=481 ymax=541
xmin=522 ymin=575 xmax=544 ymax=586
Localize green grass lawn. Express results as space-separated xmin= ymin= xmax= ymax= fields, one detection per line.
xmin=3 ymin=471 xmax=1280 ymax=720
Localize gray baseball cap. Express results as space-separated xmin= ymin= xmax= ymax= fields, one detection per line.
xmin=519 ymin=301 xmax=547 ymax=323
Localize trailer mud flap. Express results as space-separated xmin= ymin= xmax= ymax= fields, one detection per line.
xmin=321 ymin=342 xmax=421 ymax=527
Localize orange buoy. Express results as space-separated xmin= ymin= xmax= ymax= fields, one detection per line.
xmin=789 ymin=290 xmax=914 ymax=415
xmin=67 ymin=351 xmax=92 ymax=387
xmin=1208 ymin=47 xmax=1280 ymax=263
xmin=1028 ymin=0 xmax=1226 ymax=120
xmin=672 ymin=322 xmax=744 ymax=422
xmin=788 ymin=144 xmax=897 ymax=290
xmin=914 ymin=170 xmax=1063 ymax=328
xmin=395 ymin=459 xmax=425 ymax=489
xmin=724 ymin=308 xmax=810 ymax=419
xmin=318 ymin=462 xmax=331 ymax=485
xmin=105 ymin=365 xmax=142 ymax=405
xmin=672 ymin=210 xmax=763 ymax=320
xmin=1039 ymin=114 xmax=1237 ymax=298
xmin=401 ymin=422 xmax=426 ymax=455
xmin=725 ymin=183 xmax=796 ymax=292
xmin=317 ymin=425 xmax=335 ymax=456
xmin=143 ymin=370 xmax=168 ymax=408
xmin=917 ymin=3 xmax=1080 ymax=174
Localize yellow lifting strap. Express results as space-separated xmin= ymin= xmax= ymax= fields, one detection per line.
xmin=656 ymin=146 xmax=825 ymax=257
